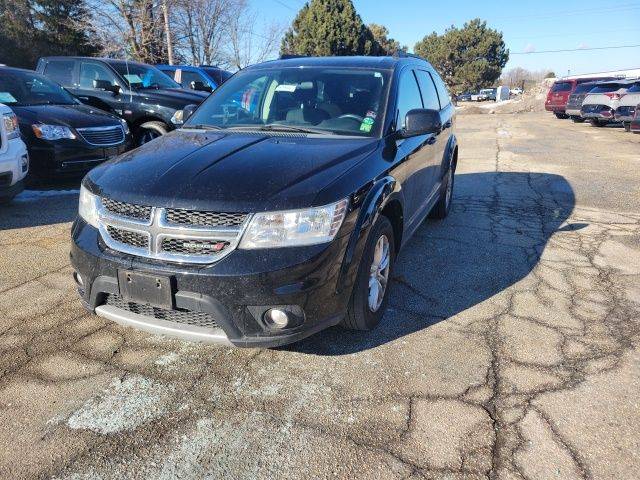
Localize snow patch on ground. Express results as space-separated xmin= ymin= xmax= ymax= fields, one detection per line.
xmin=66 ymin=375 xmax=174 ymax=434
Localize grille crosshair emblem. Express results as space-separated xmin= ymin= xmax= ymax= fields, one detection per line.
xmin=97 ymin=200 xmax=251 ymax=265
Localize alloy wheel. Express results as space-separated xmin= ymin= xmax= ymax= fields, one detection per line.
xmin=368 ymin=234 xmax=391 ymax=312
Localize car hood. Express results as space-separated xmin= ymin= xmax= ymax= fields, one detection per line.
xmin=87 ymin=130 xmax=379 ymax=212
xmin=134 ymin=88 xmax=208 ymax=108
xmin=12 ymin=104 xmax=121 ymax=128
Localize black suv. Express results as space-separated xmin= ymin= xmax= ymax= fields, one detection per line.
xmin=71 ymin=55 xmax=458 ymax=348
xmin=36 ymin=57 xmax=209 ymax=145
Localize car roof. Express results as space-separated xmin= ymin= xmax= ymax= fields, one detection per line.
xmin=244 ymin=55 xmax=430 ymax=72
xmin=40 ymin=56 xmax=150 ymax=68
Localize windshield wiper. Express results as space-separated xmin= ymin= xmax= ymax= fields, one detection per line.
xmin=186 ymin=124 xmax=224 ymax=131
xmin=228 ymin=124 xmax=334 ymax=135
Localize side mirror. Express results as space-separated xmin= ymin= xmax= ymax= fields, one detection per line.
xmin=93 ymin=80 xmax=120 ymax=95
xmin=190 ymin=81 xmax=213 ymax=93
xmin=398 ymin=108 xmax=442 ymax=138
xmin=183 ymin=104 xmax=198 ymax=120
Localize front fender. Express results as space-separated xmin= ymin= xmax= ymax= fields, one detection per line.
xmin=437 ymin=134 xmax=458 ymax=181
xmin=337 ymin=176 xmax=399 ymax=293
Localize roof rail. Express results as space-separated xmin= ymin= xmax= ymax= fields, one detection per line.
xmin=279 ymin=54 xmax=309 ymax=60
xmin=392 ymin=51 xmax=426 ymax=61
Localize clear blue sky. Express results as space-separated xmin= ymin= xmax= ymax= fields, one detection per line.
xmin=251 ymin=0 xmax=640 ymax=76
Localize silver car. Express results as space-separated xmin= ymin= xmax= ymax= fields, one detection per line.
xmin=581 ymin=80 xmax=636 ymax=127
xmin=565 ymin=81 xmax=601 ymax=122
xmin=614 ymin=80 xmax=640 ymax=131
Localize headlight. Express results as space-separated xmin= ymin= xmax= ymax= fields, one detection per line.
xmin=78 ymin=185 xmax=100 ymax=228
xmin=120 ymin=119 xmax=130 ymax=134
xmin=32 ymin=124 xmax=76 ymax=140
xmin=171 ymin=109 xmax=184 ymax=126
xmin=2 ymin=113 xmax=20 ymax=140
xmin=239 ymin=199 xmax=348 ymax=249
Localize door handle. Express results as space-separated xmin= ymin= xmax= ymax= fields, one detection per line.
xmin=443 ymin=120 xmax=452 ymax=129
xmin=426 ymin=136 xmax=437 ymax=145
xmin=78 ymin=96 xmax=89 ymax=101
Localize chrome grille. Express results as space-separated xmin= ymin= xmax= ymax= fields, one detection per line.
xmin=103 ymin=197 xmax=152 ymax=221
xmin=161 ymin=238 xmax=229 ymax=256
xmin=106 ymin=225 xmax=149 ymax=249
xmin=165 ymin=208 xmax=248 ymax=228
xmin=105 ymin=294 xmax=218 ymax=328
xmin=97 ymin=198 xmax=250 ymax=264
xmin=77 ymin=126 xmax=125 ymax=146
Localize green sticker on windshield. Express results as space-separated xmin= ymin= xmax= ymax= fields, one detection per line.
xmin=363 ymin=117 xmax=374 ymax=125
xmin=359 ymin=122 xmax=373 ymax=132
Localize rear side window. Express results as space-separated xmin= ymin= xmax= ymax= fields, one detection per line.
xmin=414 ymin=70 xmax=440 ymax=110
xmin=431 ymin=72 xmax=451 ymax=108
xmin=44 ymin=60 xmax=75 ymax=86
xmin=627 ymin=83 xmax=640 ymax=93
xmin=396 ymin=70 xmax=423 ymax=129
xmin=551 ymin=82 xmax=572 ymax=92
xmin=79 ymin=62 xmax=118 ymax=89
xmin=574 ymin=83 xmax=597 ymax=94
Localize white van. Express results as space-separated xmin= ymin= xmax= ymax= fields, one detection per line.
xmin=0 ymin=103 xmax=28 ymax=204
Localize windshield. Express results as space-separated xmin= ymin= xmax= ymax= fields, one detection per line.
xmin=0 ymin=70 xmax=77 ymax=106
xmin=590 ymin=84 xmax=623 ymax=93
xmin=551 ymin=82 xmax=572 ymax=92
xmin=110 ymin=63 xmax=180 ymax=89
xmin=185 ymin=67 xmax=391 ymax=137
xmin=627 ymin=83 xmax=640 ymax=93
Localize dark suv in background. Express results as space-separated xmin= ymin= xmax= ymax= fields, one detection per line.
xmin=157 ymin=65 xmax=233 ymax=93
xmin=36 ymin=57 xmax=209 ymax=145
xmin=71 ymin=55 xmax=458 ymax=348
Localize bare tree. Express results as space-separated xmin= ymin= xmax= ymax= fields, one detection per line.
xmin=224 ymin=1 xmax=283 ymax=70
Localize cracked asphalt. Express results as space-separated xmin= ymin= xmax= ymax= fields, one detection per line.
xmin=0 ymin=112 xmax=639 ymax=479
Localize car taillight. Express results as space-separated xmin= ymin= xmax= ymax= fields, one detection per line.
xmin=604 ymin=93 xmax=624 ymax=100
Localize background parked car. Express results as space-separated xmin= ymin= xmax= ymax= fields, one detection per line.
xmin=581 ymin=79 xmax=634 ymax=127
xmin=545 ymin=77 xmax=617 ymax=119
xmin=480 ymin=88 xmax=497 ymax=101
xmin=0 ymin=67 xmax=130 ymax=178
xmin=630 ymin=105 xmax=640 ymax=133
xmin=457 ymin=92 xmax=473 ymax=102
xmin=157 ymin=65 xmax=232 ymax=93
xmin=36 ymin=57 xmax=208 ymax=145
xmin=0 ymin=103 xmax=28 ymax=203
xmin=565 ymin=81 xmax=601 ymax=122
xmin=614 ymin=80 xmax=640 ymax=131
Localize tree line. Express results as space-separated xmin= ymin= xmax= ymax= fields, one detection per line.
xmin=1 ymin=0 xmax=510 ymax=92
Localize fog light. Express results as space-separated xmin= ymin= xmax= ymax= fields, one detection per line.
xmin=264 ymin=308 xmax=289 ymax=329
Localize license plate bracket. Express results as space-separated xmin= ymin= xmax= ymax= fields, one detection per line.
xmin=118 ymin=270 xmax=173 ymax=309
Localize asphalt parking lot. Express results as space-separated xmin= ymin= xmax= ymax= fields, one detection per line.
xmin=0 ymin=112 xmax=638 ymax=479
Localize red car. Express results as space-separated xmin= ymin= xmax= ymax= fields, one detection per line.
xmin=631 ymin=104 xmax=640 ymax=133
xmin=545 ymin=77 xmax=616 ymax=119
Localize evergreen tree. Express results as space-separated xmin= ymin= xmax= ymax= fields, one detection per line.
xmin=280 ymin=0 xmax=380 ymax=56
xmin=414 ymin=19 xmax=509 ymax=92
xmin=368 ymin=24 xmax=406 ymax=55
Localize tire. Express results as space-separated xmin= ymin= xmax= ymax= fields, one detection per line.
xmin=624 ymin=122 xmax=631 ymax=132
xmin=590 ymin=119 xmax=604 ymax=127
xmin=135 ymin=121 xmax=168 ymax=146
xmin=429 ymin=165 xmax=454 ymax=220
xmin=342 ymin=215 xmax=395 ymax=331
xmin=554 ymin=112 xmax=568 ymax=119
xmin=571 ymin=117 xmax=585 ymax=123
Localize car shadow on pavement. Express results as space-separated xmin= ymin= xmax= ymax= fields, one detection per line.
xmin=289 ymin=171 xmax=577 ymax=356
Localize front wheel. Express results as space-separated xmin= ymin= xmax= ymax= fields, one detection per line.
xmin=342 ymin=215 xmax=395 ymax=331
xmin=135 ymin=121 xmax=168 ymax=146
xmin=590 ymin=119 xmax=605 ymax=127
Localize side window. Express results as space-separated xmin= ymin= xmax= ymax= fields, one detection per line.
xmin=79 ymin=62 xmax=118 ymax=89
xmin=180 ymin=70 xmax=207 ymax=89
xmin=415 ymin=70 xmax=440 ymax=111
xmin=432 ymin=72 xmax=451 ymax=108
xmin=396 ymin=70 xmax=423 ymax=129
xmin=157 ymin=67 xmax=176 ymax=81
xmin=44 ymin=60 xmax=75 ymax=87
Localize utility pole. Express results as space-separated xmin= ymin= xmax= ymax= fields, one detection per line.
xmin=161 ymin=0 xmax=174 ymax=65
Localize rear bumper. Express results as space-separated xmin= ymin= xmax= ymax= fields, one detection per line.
xmin=614 ymin=106 xmax=636 ymax=122
xmin=565 ymin=107 xmax=582 ymax=117
xmin=70 ymin=218 xmax=354 ymax=348
xmin=581 ymin=105 xmax=617 ymax=121
xmin=545 ymin=104 xmax=566 ymax=113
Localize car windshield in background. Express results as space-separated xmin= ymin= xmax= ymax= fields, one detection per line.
xmin=551 ymin=82 xmax=573 ymax=92
xmin=203 ymin=67 xmax=232 ymax=84
xmin=589 ymin=84 xmax=623 ymax=93
xmin=0 ymin=70 xmax=77 ymax=106
xmin=185 ymin=67 xmax=391 ymax=137
xmin=627 ymin=83 xmax=640 ymax=93
xmin=110 ymin=63 xmax=180 ymax=90
xmin=574 ymin=83 xmax=598 ymax=94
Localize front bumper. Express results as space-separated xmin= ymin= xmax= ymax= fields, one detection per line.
xmin=70 ymin=219 xmax=354 ymax=348
xmin=0 ymin=138 xmax=28 ymax=197
xmin=29 ymin=139 xmax=130 ymax=177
